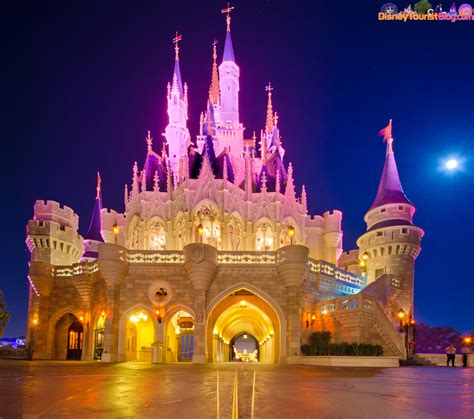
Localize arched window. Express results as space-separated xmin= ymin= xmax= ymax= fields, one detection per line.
xmin=148 ymin=221 xmax=166 ymax=250
xmin=255 ymin=222 xmax=273 ymax=251
xmin=195 ymin=205 xmax=222 ymax=249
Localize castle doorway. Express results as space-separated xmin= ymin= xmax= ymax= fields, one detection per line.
xmin=66 ymin=321 xmax=83 ymax=360
xmin=165 ymin=310 xmax=194 ymax=362
xmin=52 ymin=312 xmax=83 ymax=360
xmin=207 ymin=288 xmax=281 ymax=363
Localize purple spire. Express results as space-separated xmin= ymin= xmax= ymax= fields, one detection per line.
xmin=222 ymin=29 xmax=235 ymax=62
xmin=369 ymin=146 xmax=412 ymax=211
xmin=84 ymin=173 xmax=104 ymax=242
xmin=173 ymin=57 xmax=184 ymax=98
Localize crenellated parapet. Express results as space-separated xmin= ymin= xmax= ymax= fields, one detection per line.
xmin=26 ymin=200 xmax=83 ymax=265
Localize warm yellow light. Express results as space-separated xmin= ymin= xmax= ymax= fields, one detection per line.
xmin=321 ymin=309 xmax=328 ymax=315
xmin=130 ymin=315 xmax=139 ymax=323
xmin=359 ymin=260 xmax=366 ymax=268
xmin=175 ymin=327 xmax=180 ymax=335
xmin=269 ymin=331 xmax=274 ymax=336
xmin=465 ymin=337 xmax=472 ymax=344
xmin=362 ymin=252 xmax=369 ymax=261
xmin=311 ymin=314 xmax=316 ymax=321
xmin=240 ymin=300 xmax=247 ymax=308
xmin=397 ymin=310 xmax=406 ymax=319
xmin=213 ymin=328 xmax=219 ymax=335
xmin=79 ymin=316 xmax=84 ymax=322
xmin=197 ymin=224 xmax=204 ymax=235
xmin=113 ymin=223 xmax=119 ymax=235
xmin=155 ymin=309 xmax=160 ymax=316
xmin=32 ymin=318 xmax=38 ymax=326
xmin=288 ymin=226 xmax=295 ymax=237
xmin=101 ymin=310 xmax=106 ymax=317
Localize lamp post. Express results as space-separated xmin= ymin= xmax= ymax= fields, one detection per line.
xmin=288 ymin=225 xmax=295 ymax=245
xmin=113 ymin=223 xmax=119 ymax=245
xmin=397 ymin=309 xmax=416 ymax=358
xmin=197 ymin=224 xmax=204 ymax=243
xmin=359 ymin=252 xmax=369 ymax=277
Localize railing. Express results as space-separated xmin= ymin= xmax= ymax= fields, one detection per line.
xmin=54 ymin=262 xmax=99 ymax=277
xmin=218 ymin=252 xmax=276 ymax=264
xmin=127 ymin=251 xmax=184 ymax=264
xmin=308 ymin=259 xmax=367 ymax=288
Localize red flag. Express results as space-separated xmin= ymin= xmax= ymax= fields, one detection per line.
xmin=378 ymin=119 xmax=393 ymax=142
xmin=96 ymin=172 xmax=101 ymax=199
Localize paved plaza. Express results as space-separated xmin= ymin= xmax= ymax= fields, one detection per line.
xmin=0 ymin=360 xmax=473 ymax=418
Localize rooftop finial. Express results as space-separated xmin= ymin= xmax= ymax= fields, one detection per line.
xmin=378 ymin=118 xmax=393 ymax=155
xmin=96 ymin=172 xmax=101 ymax=200
xmin=221 ymin=3 xmax=235 ymax=32
xmin=173 ymin=31 xmax=182 ymax=60
xmin=146 ymin=130 xmax=153 ymax=153
xmin=265 ymin=82 xmax=274 ymax=132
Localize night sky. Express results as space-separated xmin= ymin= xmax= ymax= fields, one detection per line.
xmin=2 ymin=1 xmax=473 ymax=336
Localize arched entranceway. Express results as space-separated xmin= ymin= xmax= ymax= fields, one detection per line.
xmin=165 ymin=310 xmax=195 ymax=362
xmin=52 ymin=313 xmax=83 ymax=360
xmin=120 ymin=307 xmax=157 ymax=362
xmin=207 ymin=287 xmax=284 ymax=363
xmin=230 ymin=332 xmax=259 ymax=362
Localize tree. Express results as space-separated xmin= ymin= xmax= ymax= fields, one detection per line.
xmin=414 ymin=0 xmax=433 ymax=14
xmin=0 ymin=290 xmax=11 ymax=337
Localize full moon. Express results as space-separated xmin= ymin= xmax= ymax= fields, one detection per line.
xmin=446 ymin=159 xmax=458 ymax=170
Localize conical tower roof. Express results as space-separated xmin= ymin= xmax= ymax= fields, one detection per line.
xmin=369 ymin=142 xmax=412 ymax=211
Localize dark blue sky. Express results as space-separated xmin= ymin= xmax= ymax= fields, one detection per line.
xmin=2 ymin=1 xmax=473 ymax=336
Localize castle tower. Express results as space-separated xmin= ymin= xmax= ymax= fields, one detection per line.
xmin=357 ymin=124 xmax=424 ymax=316
xmin=216 ymin=5 xmax=244 ymax=159
xmin=81 ymin=173 xmax=104 ymax=261
xmin=26 ymin=201 xmax=83 ymax=266
xmin=164 ymin=32 xmax=191 ymax=185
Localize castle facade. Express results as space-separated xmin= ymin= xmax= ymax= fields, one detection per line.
xmin=25 ymin=11 xmax=423 ymax=363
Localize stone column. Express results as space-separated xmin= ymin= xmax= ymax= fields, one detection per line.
xmin=98 ymin=243 xmax=128 ymax=363
xmin=28 ymin=261 xmax=55 ymax=359
xmin=183 ymin=243 xmax=218 ymax=363
xmin=277 ymin=245 xmax=309 ymax=364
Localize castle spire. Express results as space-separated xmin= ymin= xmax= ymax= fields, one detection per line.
xmin=209 ymin=39 xmax=221 ymax=105
xmin=221 ymin=3 xmax=235 ymax=62
xmin=285 ymin=162 xmax=296 ymax=201
xmin=301 ymin=185 xmax=308 ymax=213
xmin=265 ymin=82 xmax=274 ymax=132
xmin=171 ymin=32 xmax=184 ymax=97
xmin=370 ymin=121 xmax=411 ymax=210
xmin=84 ymin=172 xmax=103 ymax=242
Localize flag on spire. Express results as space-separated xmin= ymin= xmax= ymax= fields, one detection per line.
xmin=378 ymin=118 xmax=394 ymax=154
xmin=96 ymin=172 xmax=101 ymax=199
xmin=378 ymin=119 xmax=393 ymax=142
xmin=265 ymin=82 xmax=274 ymax=132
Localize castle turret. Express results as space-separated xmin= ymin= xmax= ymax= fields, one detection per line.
xmin=26 ymin=200 xmax=83 ymax=265
xmin=81 ymin=173 xmax=104 ymax=261
xmin=164 ymin=33 xmax=191 ymax=185
xmin=216 ymin=6 xmax=244 ymax=159
xmin=357 ymin=126 xmax=423 ymax=316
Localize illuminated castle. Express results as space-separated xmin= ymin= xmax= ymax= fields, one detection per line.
xmin=25 ymin=9 xmax=423 ymax=363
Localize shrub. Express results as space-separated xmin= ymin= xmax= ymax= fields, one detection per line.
xmin=301 ymin=332 xmax=384 ymax=356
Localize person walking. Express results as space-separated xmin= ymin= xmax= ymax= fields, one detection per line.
xmin=445 ymin=343 xmax=456 ymax=367
xmin=462 ymin=345 xmax=471 ymax=368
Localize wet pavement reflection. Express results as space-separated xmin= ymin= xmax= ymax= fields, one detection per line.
xmin=0 ymin=360 xmax=473 ymax=418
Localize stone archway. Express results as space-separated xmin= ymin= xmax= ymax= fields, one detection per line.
xmin=117 ymin=304 xmax=158 ymax=362
xmin=47 ymin=308 xmax=84 ymax=360
xmin=206 ymin=283 xmax=286 ymax=363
